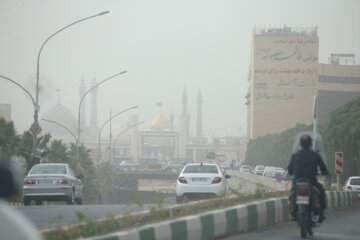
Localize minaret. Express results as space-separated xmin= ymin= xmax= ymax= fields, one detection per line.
xmin=196 ymin=88 xmax=203 ymax=139
xmin=182 ymin=88 xmax=187 ymax=115
xmin=169 ymin=112 xmax=175 ymax=131
xmin=182 ymin=88 xmax=190 ymax=139
xmin=79 ymin=79 xmax=86 ymax=129
xmin=90 ymin=77 xmax=98 ymax=129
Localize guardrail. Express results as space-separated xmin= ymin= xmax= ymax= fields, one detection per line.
xmin=84 ymin=191 xmax=359 ymax=240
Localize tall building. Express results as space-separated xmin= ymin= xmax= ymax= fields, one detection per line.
xmin=317 ymin=55 xmax=360 ymax=123
xmin=248 ymin=26 xmax=319 ymax=138
xmin=181 ymin=88 xmax=190 ymax=139
xmin=247 ymin=26 xmax=360 ymax=139
xmin=0 ymin=104 xmax=11 ymax=121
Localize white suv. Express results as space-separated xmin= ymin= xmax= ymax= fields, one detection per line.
xmin=176 ymin=163 xmax=230 ymax=203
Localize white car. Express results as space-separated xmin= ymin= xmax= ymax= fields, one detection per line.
xmin=176 ymin=163 xmax=230 ymax=203
xmin=343 ymin=176 xmax=360 ymax=199
xmin=263 ymin=166 xmax=277 ymax=178
xmin=240 ymin=165 xmax=252 ymax=173
xmin=253 ymin=165 xmax=265 ymax=175
xmin=23 ymin=163 xmax=84 ymax=205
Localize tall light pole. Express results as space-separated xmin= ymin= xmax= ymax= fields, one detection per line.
xmin=1 ymin=11 xmax=110 ymax=159
xmin=112 ymin=121 xmax=145 ymax=163
xmin=33 ymin=11 xmax=110 ymax=158
xmin=97 ymin=106 xmax=138 ymax=163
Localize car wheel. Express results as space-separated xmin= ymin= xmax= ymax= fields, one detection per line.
xmin=24 ymin=197 xmax=31 ymax=206
xmin=67 ymin=190 xmax=75 ymax=205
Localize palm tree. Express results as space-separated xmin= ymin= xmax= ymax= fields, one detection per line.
xmin=0 ymin=118 xmax=20 ymax=163
xmin=68 ymin=143 xmax=99 ymax=203
xmin=47 ymin=139 xmax=69 ymax=163
xmin=18 ymin=131 xmax=51 ymax=173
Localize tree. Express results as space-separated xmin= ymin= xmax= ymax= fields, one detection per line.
xmin=0 ymin=118 xmax=20 ymax=163
xmin=47 ymin=140 xmax=69 ymax=163
xmin=322 ymin=96 xmax=360 ymax=182
xmin=68 ymin=143 xmax=99 ymax=203
xmin=18 ymin=131 xmax=51 ymax=173
xmin=245 ymin=124 xmax=312 ymax=168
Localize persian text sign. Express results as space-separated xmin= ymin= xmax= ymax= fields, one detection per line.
xmin=335 ymin=152 xmax=343 ymax=175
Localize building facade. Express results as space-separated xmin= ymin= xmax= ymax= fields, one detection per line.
xmin=247 ymin=26 xmax=360 ymax=139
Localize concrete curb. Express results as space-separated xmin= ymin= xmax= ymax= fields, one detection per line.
xmin=84 ymin=191 xmax=358 ymax=240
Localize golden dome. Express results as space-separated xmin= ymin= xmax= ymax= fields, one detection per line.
xmin=151 ymin=113 xmax=171 ymax=130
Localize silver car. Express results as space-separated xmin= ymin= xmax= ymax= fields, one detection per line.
xmin=23 ymin=163 xmax=84 ymax=205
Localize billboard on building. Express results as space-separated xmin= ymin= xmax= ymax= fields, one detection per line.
xmin=250 ymin=29 xmax=319 ymax=138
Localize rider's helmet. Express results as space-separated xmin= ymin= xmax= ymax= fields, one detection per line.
xmin=299 ymin=135 xmax=312 ymax=149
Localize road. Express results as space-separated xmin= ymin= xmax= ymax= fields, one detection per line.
xmin=223 ymin=209 xmax=360 ymax=240
xmin=13 ymin=204 xmax=161 ymax=230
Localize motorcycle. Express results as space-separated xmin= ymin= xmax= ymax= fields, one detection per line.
xmin=292 ymin=178 xmax=321 ymax=238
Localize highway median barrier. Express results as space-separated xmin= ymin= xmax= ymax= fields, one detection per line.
xmin=41 ymin=190 xmax=358 ymax=240
xmin=80 ymin=191 xmax=358 ymax=240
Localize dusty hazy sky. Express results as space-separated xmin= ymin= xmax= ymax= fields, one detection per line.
xmin=0 ymin=0 xmax=359 ymax=137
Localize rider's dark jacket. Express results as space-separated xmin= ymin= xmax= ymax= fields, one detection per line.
xmin=288 ymin=148 xmax=328 ymax=181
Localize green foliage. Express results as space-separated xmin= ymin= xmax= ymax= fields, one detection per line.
xmin=47 ymin=140 xmax=69 ymax=164
xmin=0 ymin=118 xmax=20 ymax=163
xmin=45 ymin=141 xmax=100 ymax=204
xmin=75 ymin=210 xmax=86 ymax=222
xmin=18 ymin=131 xmax=51 ymax=173
xmin=321 ymin=96 xmax=360 ymax=183
xmin=245 ymin=124 xmax=313 ymax=168
xmin=245 ymin=96 xmax=360 ymax=185
xmin=43 ymin=190 xmax=287 ymax=240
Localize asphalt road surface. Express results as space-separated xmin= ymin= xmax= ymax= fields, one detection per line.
xmin=223 ymin=209 xmax=360 ymax=240
xmin=13 ymin=203 xmax=160 ymax=230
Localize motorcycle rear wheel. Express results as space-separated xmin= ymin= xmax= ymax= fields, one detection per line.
xmin=299 ymin=213 xmax=307 ymax=238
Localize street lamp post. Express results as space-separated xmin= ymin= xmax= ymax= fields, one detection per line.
xmin=34 ymin=11 xmax=110 ymax=157
xmin=77 ymin=71 xmax=128 ymax=161
xmin=1 ymin=11 xmax=110 ymax=159
xmin=112 ymin=121 xmax=145 ymax=162
xmin=97 ymin=106 xmax=138 ymax=163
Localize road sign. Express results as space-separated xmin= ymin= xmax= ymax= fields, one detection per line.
xmin=335 ymin=152 xmax=343 ymax=175
xmin=30 ymin=122 xmax=42 ymax=136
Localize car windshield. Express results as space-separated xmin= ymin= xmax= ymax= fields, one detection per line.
xmin=30 ymin=165 xmax=67 ymax=175
xmin=183 ymin=165 xmax=218 ymax=174
xmin=257 ymin=167 xmax=264 ymax=170
xmin=350 ymin=178 xmax=360 ymax=185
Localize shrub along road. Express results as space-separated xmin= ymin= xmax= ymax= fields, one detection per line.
xmin=14 ymin=204 xmax=164 ymax=230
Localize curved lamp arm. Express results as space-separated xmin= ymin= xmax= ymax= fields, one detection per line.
xmin=42 ymin=118 xmax=78 ymax=143
xmin=77 ymin=70 xmax=128 ymax=142
xmin=0 ymin=75 xmax=35 ymax=106
xmin=113 ymin=121 xmax=146 ymax=146
xmin=36 ymin=11 xmax=110 ymax=103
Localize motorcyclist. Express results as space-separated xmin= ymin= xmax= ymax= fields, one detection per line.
xmin=287 ymin=135 xmax=328 ymax=222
